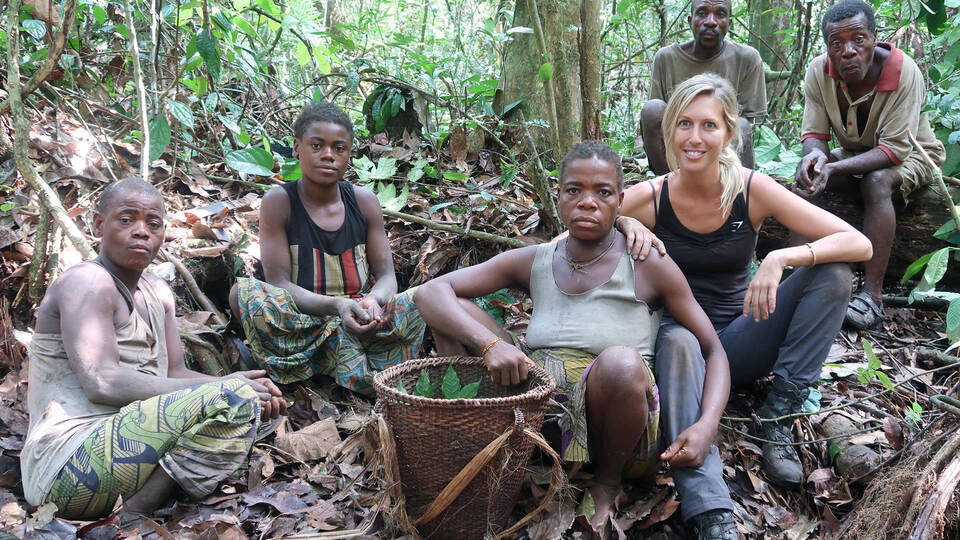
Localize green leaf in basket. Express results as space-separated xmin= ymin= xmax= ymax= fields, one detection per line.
xmin=413 ymin=368 xmax=437 ymax=397
xmin=441 ymin=363 xmax=462 ymax=399
xmin=396 ymin=379 xmax=407 ymax=394
xmin=456 ymin=380 xmax=480 ymax=399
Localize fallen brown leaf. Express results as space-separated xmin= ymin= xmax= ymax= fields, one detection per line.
xmin=275 ymin=417 xmax=342 ymax=462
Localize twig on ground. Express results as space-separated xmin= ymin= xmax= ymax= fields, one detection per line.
xmin=382 ymin=209 xmax=525 ymax=248
xmin=161 ymin=249 xmax=228 ymax=325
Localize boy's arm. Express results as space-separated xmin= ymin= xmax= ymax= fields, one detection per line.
xmin=354 ymin=185 xmax=398 ymax=306
xmin=642 ymin=252 xmax=730 ymax=468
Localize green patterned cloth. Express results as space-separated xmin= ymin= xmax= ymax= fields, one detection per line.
xmin=531 ymin=347 xmax=660 ymax=479
xmin=46 ymin=378 xmax=260 ymax=520
xmin=236 ymin=278 xmax=426 ymax=393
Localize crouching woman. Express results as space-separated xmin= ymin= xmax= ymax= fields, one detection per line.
xmin=414 ymin=142 xmax=734 ymax=538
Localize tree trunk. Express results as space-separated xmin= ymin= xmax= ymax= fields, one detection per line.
xmin=757 ymin=184 xmax=960 ymax=289
xmin=497 ymin=0 xmax=583 ymax=166
xmin=579 ymin=0 xmax=602 ymax=140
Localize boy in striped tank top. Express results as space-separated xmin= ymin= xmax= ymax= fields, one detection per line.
xmin=229 ymin=102 xmax=425 ymax=394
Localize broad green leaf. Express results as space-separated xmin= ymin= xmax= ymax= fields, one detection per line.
xmin=21 ymin=20 xmax=46 ymax=41
xmin=92 ymin=5 xmax=107 ymax=24
xmin=863 ymin=338 xmax=879 ymax=370
xmin=947 ymin=298 xmax=960 ymax=343
xmin=148 ymin=115 xmax=170 ymax=161
xmin=375 ymin=182 xmax=396 ymax=206
xmin=414 ymin=369 xmax=437 ymax=397
xmin=457 ymin=381 xmax=481 ymax=399
xmin=933 ymin=218 xmax=959 ymax=243
xmin=407 ymin=163 xmax=426 ymax=183
xmin=166 ymin=101 xmax=194 ymax=129
xmin=538 ymin=62 xmax=553 ymax=83
xmin=316 ymin=51 xmax=331 ymax=75
xmin=115 ymin=23 xmax=130 ymax=40
xmin=182 ymin=76 xmax=208 ymax=97
xmin=580 ymin=489 xmax=596 ymax=520
xmin=382 ymin=184 xmax=408 ymax=212
xmin=225 ymin=147 xmax=274 ymax=176
xmin=219 ymin=115 xmax=241 ymax=134
xmin=296 ymin=41 xmax=311 ymax=67
xmin=912 ymin=402 xmax=923 ymax=413
xmin=280 ymin=160 xmax=301 ymax=181
xmin=500 ymin=99 xmax=522 ymax=117
xmin=255 ymin=0 xmax=282 ymax=16
xmin=919 ymin=247 xmax=951 ymax=291
xmin=374 ymin=157 xmax=398 ymax=179
xmin=396 ymin=379 xmax=406 ymax=394
xmin=441 ymin=363 xmax=462 ymax=399
xmin=196 ymin=28 xmax=221 ymax=82
xmin=876 ymin=371 xmax=894 ymax=391
xmin=428 ymin=201 xmax=456 ymax=214
xmin=829 ymin=443 xmax=841 ymax=462
xmin=443 ymin=172 xmax=468 ymax=181
xmin=856 ymin=366 xmax=872 ymax=384
xmin=902 ymin=251 xmax=936 ymax=283
xmin=232 ymin=15 xmax=259 ymax=40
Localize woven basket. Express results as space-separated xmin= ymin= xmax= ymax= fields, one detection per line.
xmin=373 ymin=356 xmax=556 ymax=539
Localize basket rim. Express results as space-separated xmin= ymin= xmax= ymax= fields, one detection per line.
xmin=373 ymin=356 xmax=556 ymax=409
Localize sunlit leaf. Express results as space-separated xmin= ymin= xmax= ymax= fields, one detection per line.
xmin=148 ymin=115 xmax=170 ymax=161
xmin=296 ymin=41 xmax=311 ymax=67
xmin=166 ymin=101 xmax=194 ymax=129
xmin=947 ymin=298 xmax=960 ymax=343
xmin=196 ymin=28 xmax=221 ymax=82
xmin=538 ymin=62 xmax=552 ymax=83
xmin=21 ymin=20 xmax=46 ymax=41
xmin=226 ymin=147 xmax=274 ymax=176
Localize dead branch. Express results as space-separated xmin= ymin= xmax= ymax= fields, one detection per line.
xmin=28 ymin=205 xmax=52 ymax=301
xmin=885 ymin=295 xmax=950 ymax=312
xmin=518 ymin=111 xmax=562 ymax=234
xmin=382 ymin=209 xmax=525 ymax=248
xmin=161 ymin=249 xmax=228 ymax=326
xmin=903 ymin=428 xmax=960 ymax=538
xmin=0 ymin=0 xmax=78 ymax=115
xmin=121 ymin=0 xmax=152 ymax=180
xmin=909 ymin=131 xmax=960 ymax=233
xmin=6 ymin=1 xmax=96 ymax=260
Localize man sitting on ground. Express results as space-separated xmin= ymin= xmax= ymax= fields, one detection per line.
xmin=21 ymin=177 xmax=285 ymax=520
xmin=796 ymin=0 xmax=946 ymax=329
xmin=229 ymin=101 xmax=425 ymax=393
xmin=640 ymin=0 xmax=766 ymax=174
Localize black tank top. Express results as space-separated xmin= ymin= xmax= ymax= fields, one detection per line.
xmin=283 ymin=181 xmax=370 ymax=298
xmin=652 ymin=172 xmax=758 ymax=329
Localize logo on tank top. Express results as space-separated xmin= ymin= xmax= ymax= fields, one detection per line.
xmin=730 ymin=220 xmax=743 ymax=232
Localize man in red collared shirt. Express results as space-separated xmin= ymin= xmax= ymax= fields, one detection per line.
xmin=796 ymin=0 xmax=945 ymax=330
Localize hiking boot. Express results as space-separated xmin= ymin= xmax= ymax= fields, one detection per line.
xmin=753 ymin=376 xmax=808 ymax=489
xmin=690 ymin=509 xmax=738 ymax=540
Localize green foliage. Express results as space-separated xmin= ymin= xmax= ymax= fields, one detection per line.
xmin=148 ymin=115 xmax=171 ymax=161
xmin=857 ymin=339 xmax=895 ymax=391
xmin=472 ymin=288 xmax=517 ymax=325
xmin=753 ymin=126 xmax=803 ymax=180
xmin=363 ymin=86 xmax=406 ymax=133
xmin=396 ymin=364 xmax=481 ymax=399
xmin=226 ymin=147 xmax=275 ymax=176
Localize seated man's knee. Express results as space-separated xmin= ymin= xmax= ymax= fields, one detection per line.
xmin=738 ymin=117 xmax=752 ymax=144
xmin=595 ymin=346 xmax=650 ymax=390
xmin=860 ymin=169 xmax=899 ymax=203
xmin=640 ymin=99 xmax=667 ymax=130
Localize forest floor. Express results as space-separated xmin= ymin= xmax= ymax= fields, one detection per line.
xmin=1 ymin=105 xmax=959 ymax=539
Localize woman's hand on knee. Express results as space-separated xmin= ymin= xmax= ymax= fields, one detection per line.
xmin=661 ymin=421 xmax=713 ymax=468
xmin=743 ymin=255 xmax=785 ymax=321
xmin=231 ymin=370 xmax=286 ymax=420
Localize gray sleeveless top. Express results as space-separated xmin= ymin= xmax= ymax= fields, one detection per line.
xmin=525 ymin=241 xmax=661 ymax=357
xmin=21 ymin=262 xmax=168 ymax=504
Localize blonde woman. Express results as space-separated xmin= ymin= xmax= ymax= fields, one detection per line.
xmin=619 ymin=74 xmax=871 ymax=507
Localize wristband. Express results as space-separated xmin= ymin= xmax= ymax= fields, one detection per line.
xmin=480 ymin=337 xmax=504 ymax=360
xmin=805 ymin=242 xmax=818 ymax=267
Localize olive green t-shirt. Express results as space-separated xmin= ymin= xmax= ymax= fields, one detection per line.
xmin=649 ymin=41 xmax=767 ymax=118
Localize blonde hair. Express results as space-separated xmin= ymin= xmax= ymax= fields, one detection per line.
xmin=661 ymin=73 xmax=743 ymax=217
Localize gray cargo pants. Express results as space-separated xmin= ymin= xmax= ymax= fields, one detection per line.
xmin=654 ymin=263 xmax=852 ymax=520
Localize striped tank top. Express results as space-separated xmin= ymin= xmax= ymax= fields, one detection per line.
xmin=283 ymin=181 xmax=370 ymax=298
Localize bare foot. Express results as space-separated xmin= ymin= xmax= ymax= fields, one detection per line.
xmin=587 ymin=481 xmax=623 ymax=534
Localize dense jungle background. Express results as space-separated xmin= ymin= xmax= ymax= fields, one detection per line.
xmin=2 ymin=0 xmax=960 ymax=537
